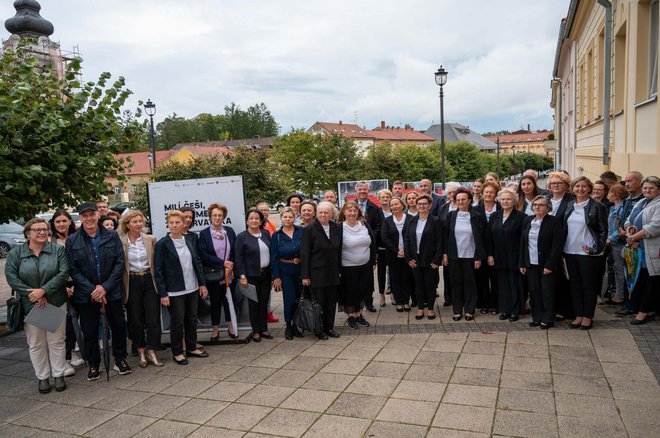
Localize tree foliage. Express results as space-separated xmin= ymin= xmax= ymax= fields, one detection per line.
xmin=442 ymin=141 xmax=489 ymax=181
xmin=0 ymin=40 xmax=143 ymax=223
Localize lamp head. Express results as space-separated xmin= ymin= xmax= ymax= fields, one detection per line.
xmin=434 ymin=66 xmax=448 ymax=86
xmin=144 ymin=99 xmax=156 ymax=117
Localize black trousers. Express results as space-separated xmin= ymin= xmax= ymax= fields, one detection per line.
xmin=477 ymin=264 xmax=498 ymax=310
xmin=412 ymin=266 xmax=439 ymax=310
xmin=65 ymin=308 xmax=76 ymax=360
xmin=207 ymin=278 xmax=234 ymax=326
xmin=377 ymin=249 xmax=388 ymax=294
xmin=247 ymin=270 xmax=272 ymax=334
xmin=636 ymin=268 xmax=660 ymax=313
xmin=497 ymin=268 xmax=523 ymax=315
xmin=169 ymin=291 xmax=198 ymax=356
xmin=76 ymin=299 xmax=127 ymax=368
xmin=442 ymin=265 xmax=452 ymax=304
xmin=389 ymin=257 xmax=412 ymax=306
xmin=565 ymin=254 xmax=604 ymax=319
xmin=314 ymin=285 xmax=338 ymax=332
xmin=126 ymin=274 xmax=162 ymax=350
xmin=527 ymin=266 xmax=557 ymax=324
xmin=449 ymin=259 xmax=478 ymax=315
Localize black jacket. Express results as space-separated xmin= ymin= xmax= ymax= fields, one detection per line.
xmin=154 ymin=234 xmax=206 ymax=297
xmin=381 ymin=213 xmax=414 ymax=264
xmin=545 ymin=192 xmax=574 ymax=218
xmin=520 ymin=214 xmax=564 ymax=271
xmin=444 ymin=210 xmax=487 ymax=261
xmin=404 ymin=215 xmax=443 ymax=267
xmin=198 ymin=226 xmax=236 ymax=269
xmin=300 ymin=219 xmax=342 ymax=287
xmin=472 ymin=200 xmax=501 ymax=222
xmin=364 ymin=199 xmax=383 ymax=243
xmin=487 ymin=209 xmax=525 ymax=270
xmin=66 ymin=227 xmax=125 ymax=304
xmin=562 ymin=198 xmax=609 ymax=255
xmin=430 ymin=194 xmax=446 ymax=217
xmin=234 ymin=229 xmax=272 ymax=278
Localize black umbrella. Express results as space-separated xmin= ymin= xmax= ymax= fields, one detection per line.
xmin=67 ymin=305 xmax=87 ymax=366
xmin=100 ymin=302 xmax=111 ymax=381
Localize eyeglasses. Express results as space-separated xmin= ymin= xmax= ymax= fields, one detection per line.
xmin=416 ymin=202 xmax=430 ymax=207
xmin=29 ymin=228 xmax=49 ymax=234
xmin=532 ymin=203 xmax=548 ymax=208
xmin=549 ymin=182 xmax=565 ymax=186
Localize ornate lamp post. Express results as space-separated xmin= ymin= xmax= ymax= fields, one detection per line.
xmin=144 ymin=99 xmax=157 ymax=171
xmin=434 ymin=66 xmax=448 ymax=190
xmin=511 ymin=144 xmax=517 ymax=180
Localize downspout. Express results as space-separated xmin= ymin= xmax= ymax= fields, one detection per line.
xmin=553 ymin=79 xmax=563 ymax=170
xmin=597 ymin=0 xmax=613 ymax=165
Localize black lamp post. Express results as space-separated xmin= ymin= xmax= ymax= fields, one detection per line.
xmin=511 ymin=144 xmax=517 ymax=180
xmin=434 ymin=66 xmax=448 ymax=190
xmin=144 ymin=99 xmax=157 ymax=171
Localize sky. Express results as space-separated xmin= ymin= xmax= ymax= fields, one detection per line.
xmin=1 ymin=0 xmax=568 ymax=135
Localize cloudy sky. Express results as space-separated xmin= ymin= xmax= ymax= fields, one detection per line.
xmin=2 ymin=0 xmax=567 ymax=135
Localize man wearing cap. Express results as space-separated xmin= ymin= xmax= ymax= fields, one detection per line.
xmin=65 ymin=202 xmax=131 ymax=380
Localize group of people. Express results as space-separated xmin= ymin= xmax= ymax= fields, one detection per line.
xmin=5 ymin=168 xmax=659 ymax=395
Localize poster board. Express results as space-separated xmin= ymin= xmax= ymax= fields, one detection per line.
xmin=337 ymin=179 xmax=389 ymax=208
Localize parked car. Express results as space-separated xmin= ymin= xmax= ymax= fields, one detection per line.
xmin=0 ymin=221 xmax=27 ymax=258
xmin=110 ymin=202 xmax=135 ymax=214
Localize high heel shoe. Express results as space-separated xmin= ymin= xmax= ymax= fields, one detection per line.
xmin=209 ymin=334 xmax=220 ymax=343
xmin=138 ymin=350 xmax=148 ymax=368
xmin=379 ymin=294 xmax=386 ymax=307
xmin=147 ymin=349 xmax=164 ymax=367
xmin=227 ymin=328 xmax=238 ymax=340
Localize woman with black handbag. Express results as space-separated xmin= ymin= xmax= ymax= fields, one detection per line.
xmin=198 ymin=203 xmax=238 ymax=341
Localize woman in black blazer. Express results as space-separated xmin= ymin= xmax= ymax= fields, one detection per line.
xmin=197 ymin=203 xmax=238 ymax=341
xmin=443 ymin=188 xmax=487 ymax=321
xmin=154 ymin=211 xmax=208 ymax=365
xmin=487 ymin=188 xmax=525 ymax=322
xmin=301 ymin=201 xmax=343 ymax=340
xmin=473 ymin=181 xmax=501 ymax=315
xmin=520 ymin=195 xmax=564 ymax=328
xmin=382 ymin=197 xmax=414 ymax=311
xmin=235 ymin=208 xmax=273 ymax=342
xmin=404 ymin=194 xmax=443 ymax=320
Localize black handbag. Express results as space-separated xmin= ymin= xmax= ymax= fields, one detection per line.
xmin=294 ymin=286 xmax=323 ymax=335
xmin=203 ymin=267 xmax=224 ymax=283
xmin=6 ymin=289 xmax=24 ymax=333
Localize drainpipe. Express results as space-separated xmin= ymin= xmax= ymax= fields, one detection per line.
xmin=552 ymin=79 xmax=562 ymax=170
xmin=597 ymin=0 xmax=613 ymax=166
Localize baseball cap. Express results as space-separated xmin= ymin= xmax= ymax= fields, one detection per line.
xmin=77 ymin=202 xmax=98 ymax=213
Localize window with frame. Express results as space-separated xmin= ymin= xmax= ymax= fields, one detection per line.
xmin=649 ymin=0 xmax=658 ymax=97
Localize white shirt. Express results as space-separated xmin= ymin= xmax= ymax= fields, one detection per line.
xmin=253 ymin=233 xmax=270 ymax=268
xmin=128 ymin=236 xmax=149 ymax=272
xmin=563 ymin=200 xmax=596 ymax=255
xmin=342 ymin=222 xmax=371 ymax=266
xmin=549 ymin=198 xmax=562 ymax=216
xmin=524 ymin=199 xmax=534 ymax=216
xmin=484 ymin=203 xmax=497 ymax=222
xmin=528 ymin=217 xmax=542 ymax=265
xmin=393 ymin=214 xmax=406 ymax=252
xmin=169 ymin=236 xmax=198 ymax=296
xmin=322 ymin=223 xmax=330 ymax=238
xmin=455 ymin=211 xmax=476 ymax=258
xmin=415 ymin=218 xmax=427 ymax=254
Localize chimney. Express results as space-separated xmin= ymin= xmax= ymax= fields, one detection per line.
xmin=380 ymin=121 xmax=386 ymax=129
xmin=339 ymin=120 xmax=342 ymax=125
xmin=527 ymin=124 xmax=530 ymax=132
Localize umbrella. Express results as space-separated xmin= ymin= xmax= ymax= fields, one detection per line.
xmin=67 ymin=305 xmax=87 ymax=366
xmin=225 ymin=271 xmax=238 ymax=338
xmin=623 ymin=243 xmax=642 ymax=298
xmin=100 ymin=301 xmax=111 ymax=381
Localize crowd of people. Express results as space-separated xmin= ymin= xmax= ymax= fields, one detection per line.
xmin=4 ymin=169 xmax=659 ymax=395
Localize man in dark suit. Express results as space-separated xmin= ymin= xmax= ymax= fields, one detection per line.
xmin=355 ymin=181 xmax=383 ymax=312
xmin=420 ymin=178 xmax=446 ymax=217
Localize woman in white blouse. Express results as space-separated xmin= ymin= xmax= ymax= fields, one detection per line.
xmin=338 ymin=202 xmax=377 ymax=330
xmin=516 ymin=175 xmax=541 ymax=216
xmin=120 ymin=211 xmax=163 ymax=368
xmin=381 ymin=197 xmax=414 ymax=311
xmin=377 ymin=189 xmax=393 ymax=306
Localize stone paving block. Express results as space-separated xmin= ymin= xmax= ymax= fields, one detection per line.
xmin=373 ymin=347 xmax=420 ymax=364
xmin=302 ymin=414 xmax=371 ymax=438
xmin=497 ymin=388 xmax=555 ymax=413
xmin=427 ymin=428 xmax=489 ymax=437
xmin=133 ymin=419 xmax=199 ymax=437
xmin=594 ymin=347 xmax=647 ymax=364
xmin=450 ymin=367 xmax=500 ymax=387
xmin=302 ymin=372 xmax=355 ymax=392
xmin=198 ymin=381 xmax=255 ymax=402
xmin=502 ymin=355 xmax=551 ymax=373
xmin=366 ymin=420 xmax=428 ymax=438
xmin=86 ymin=413 xmax=156 ymax=438
xmin=615 ymin=399 xmax=660 ymax=425
xmin=90 ymin=388 xmax=153 ymax=412
xmin=48 ymin=407 xmax=118 ymax=435
xmin=467 ymin=331 xmax=507 ymax=343
xmin=601 ymin=362 xmax=656 ymax=381
xmin=12 ymin=403 xmax=81 ymax=429
xmin=390 ymin=379 xmax=446 ymax=402
xmin=432 ymin=403 xmax=494 ymax=433
xmin=608 ymin=377 xmax=660 ymax=401
xmin=349 ymin=334 xmax=393 ymax=348
xmin=386 ymin=333 xmax=430 ymax=349
xmin=0 ymin=397 xmax=49 ymax=422
xmin=224 ymin=366 xmax=277 ymax=384
xmin=404 ymin=364 xmax=453 ymax=383
xmin=422 ymin=340 xmax=466 ymax=353
xmin=0 ymin=361 xmax=32 ymax=376
xmin=376 ymin=398 xmax=438 ymax=425
xmin=344 ymin=375 xmax=400 ymax=397
xmin=360 ymin=361 xmax=410 ymax=379
xmin=206 ymin=402 xmax=272 ymax=430
xmin=414 ymin=351 xmax=460 ymax=367
xmin=548 ymin=345 xmax=599 ymax=361
xmin=252 ymin=408 xmax=320 ymax=437
xmin=280 ymin=388 xmax=339 ymax=412
xmin=0 ymin=375 xmax=33 ymax=395
xmin=127 ymin=393 xmax=190 ymax=418
xmin=187 ymin=426 xmax=245 ymax=438
xmin=160 ymin=377 xmax=217 ymax=397
xmin=504 ymin=342 xmax=548 ymax=359
xmin=500 ymin=370 xmax=553 ymax=392
xmin=463 ymin=341 xmax=505 ymax=356
xmin=218 ymin=351 xmax=264 ymax=366
xmin=236 ymin=384 xmax=295 ymax=407
xmin=456 ymin=353 xmax=503 ymax=370
xmin=284 ymin=356 xmax=332 ymax=372
xmin=336 ymin=346 xmax=381 ymax=360
xmin=0 ymin=422 xmax=45 ymax=438
xmin=555 ymin=392 xmax=620 ymax=420
xmin=506 ymin=331 xmax=548 ymax=345
xmin=262 ymin=369 xmax=315 ymax=388
xmin=626 ymin=422 xmax=660 ymax=438
xmin=320 ymin=358 xmax=369 ymax=375
xmin=442 ymin=383 xmax=498 ymax=408
xmin=550 ymin=357 xmax=605 ymax=377
xmin=557 ymin=414 xmax=627 ymax=437
xmin=326 ymin=392 xmax=387 ymax=419
xmin=552 ymin=373 xmax=612 ymax=398
xmin=269 ymin=342 xmax=312 ymax=356
xmin=493 ymin=409 xmax=558 ymax=437
xmin=165 ymin=398 xmax=229 ymax=424
xmin=128 ymin=373 xmax=183 ymax=393
xmin=547 ymin=331 xmax=592 ymax=347
xmin=250 ymin=353 xmax=295 ymax=369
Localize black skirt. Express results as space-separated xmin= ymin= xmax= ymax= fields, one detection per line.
xmin=340 ymin=263 xmax=372 ymax=313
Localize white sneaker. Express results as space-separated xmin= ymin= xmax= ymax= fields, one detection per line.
xmin=63 ymin=361 xmax=76 ymax=377
xmin=70 ymin=352 xmax=85 ymax=367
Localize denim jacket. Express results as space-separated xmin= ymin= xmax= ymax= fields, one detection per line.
xmin=607 ymin=203 xmax=624 ymax=244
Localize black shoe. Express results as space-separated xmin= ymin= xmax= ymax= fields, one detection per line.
xmin=227 ymin=328 xmax=239 ymax=340
xmin=325 ymin=330 xmax=340 ymax=338
xmin=415 ymin=313 xmax=424 ymax=320
xmin=403 ymin=305 xmax=411 ymax=312
xmin=260 ymin=332 xmax=274 ymax=340
xmin=554 ymin=314 xmax=566 ymax=321
xmin=54 ymin=376 xmax=66 ymax=392
xmin=509 ymin=314 xmax=519 ymax=322
xmin=316 ymin=332 xmax=329 ymax=340
xmin=87 ymin=367 xmax=100 ymax=381
xmin=113 ymin=358 xmax=132 ymax=375
xmin=631 ymin=317 xmax=649 ymax=326
xmin=209 ymin=334 xmax=220 ymax=343
xmin=291 ymin=325 xmax=304 ymax=338
xmin=346 ymin=317 xmax=359 ymax=330
xmin=427 ymin=313 xmax=436 ymax=320
xmin=252 ymin=334 xmax=261 ymax=342
xmin=38 ymin=379 xmax=50 ymax=394
xmin=465 ymin=314 xmax=474 ymax=321
xmin=499 ymin=313 xmax=510 ymax=320
xmin=540 ymin=322 xmax=553 ymax=330
xmin=529 ymin=321 xmax=541 ymax=327
xmin=285 ymin=326 xmax=294 ymax=340
xmin=443 ymin=302 xmax=452 ymax=307
xmin=480 ymin=309 xmax=488 ymax=314
xmin=173 ymin=356 xmax=189 ymax=365
xmin=452 ymin=314 xmax=462 ymax=321
xmin=356 ymin=315 xmax=370 ymax=327
xmin=187 ymin=350 xmax=209 ymax=358
xmin=366 ymin=305 xmax=377 ymax=313
xmin=615 ymin=308 xmax=635 ymax=316
xmin=569 ymin=322 xmax=581 ymax=329
xmin=579 ymin=322 xmax=593 ymax=330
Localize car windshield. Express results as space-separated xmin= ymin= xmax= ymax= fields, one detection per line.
xmin=0 ymin=221 xmax=24 ymax=233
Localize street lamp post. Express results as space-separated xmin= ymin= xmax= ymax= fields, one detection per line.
xmin=496 ymin=137 xmax=500 ymax=178
xmin=144 ymin=99 xmax=157 ymax=171
xmin=434 ymin=66 xmax=448 ymax=191
xmin=511 ymin=144 xmax=517 ymax=180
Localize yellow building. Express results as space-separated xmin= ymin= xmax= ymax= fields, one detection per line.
xmin=551 ymin=0 xmax=659 ymax=180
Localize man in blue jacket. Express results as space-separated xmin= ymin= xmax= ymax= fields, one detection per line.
xmin=66 ymin=202 xmax=130 ymax=380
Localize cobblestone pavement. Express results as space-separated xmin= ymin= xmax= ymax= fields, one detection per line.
xmin=1 ymin=290 xmax=659 ymax=438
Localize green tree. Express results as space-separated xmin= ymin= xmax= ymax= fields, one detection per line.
xmin=441 ymin=141 xmax=488 ymax=181
xmin=0 ymin=40 xmax=142 ymax=223
xmin=362 ymin=142 xmax=400 ymax=180
xmin=395 ymin=143 xmax=452 ymax=182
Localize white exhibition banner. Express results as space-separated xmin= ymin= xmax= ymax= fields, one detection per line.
xmin=148 ymin=175 xmax=247 ymax=240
